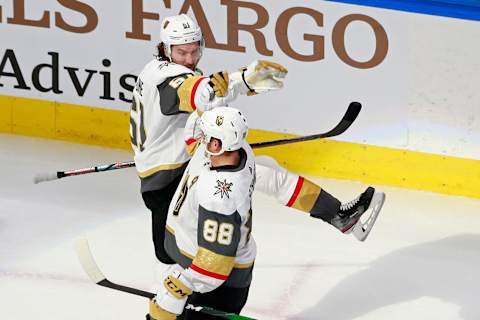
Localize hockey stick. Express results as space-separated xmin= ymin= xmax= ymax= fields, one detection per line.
xmin=250 ymin=101 xmax=361 ymax=148
xmin=34 ymin=102 xmax=361 ymax=184
xmin=74 ymin=239 xmax=256 ymax=320
xmin=33 ymin=161 xmax=134 ymax=184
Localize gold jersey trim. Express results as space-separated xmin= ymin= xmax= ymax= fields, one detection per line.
xmin=178 ymin=76 xmax=205 ymax=113
xmin=291 ymin=178 xmax=322 ymax=213
xmin=138 ymin=162 xmax=186 ymax=178
xmin=185 ymin=139 xmax=201 ymax=156
xmin=192 ymin=247 xmax=235 ymax=277
xmin=165 ymin=225 xmax=254 ymax=269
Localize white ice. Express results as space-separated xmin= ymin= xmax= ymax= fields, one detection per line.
xmin=1 ymin=134 xmax=479 ymax=320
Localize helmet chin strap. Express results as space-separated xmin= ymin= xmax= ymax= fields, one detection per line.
xmin=202 ymin=137 xmax=225 ymax=157
xmin=204 ymin=146 xmax=224 ymax=157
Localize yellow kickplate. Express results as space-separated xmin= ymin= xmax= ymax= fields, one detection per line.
xmin=1 ymin=95 xmax=479 ymax=199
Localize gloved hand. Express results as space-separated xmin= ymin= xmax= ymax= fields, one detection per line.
xmin=241 ymin=60 xmax=288 ymax=95
xmin=150 ymin=269 xmax=193 ymax=318
xmin=208 ymin=71 xmax=229 ymax=97
xmin=148 ymin=298 xmax=176 ymax=320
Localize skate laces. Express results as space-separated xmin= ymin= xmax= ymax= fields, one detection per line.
xmin=340 ymin=195 xmax=361 ymax=212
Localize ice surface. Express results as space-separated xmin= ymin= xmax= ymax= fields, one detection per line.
xmin=1 ymin=134 xmax=479 ymax=320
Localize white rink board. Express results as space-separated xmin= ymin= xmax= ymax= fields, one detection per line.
xmin=0 ymin=0 xmax=479 ymax=159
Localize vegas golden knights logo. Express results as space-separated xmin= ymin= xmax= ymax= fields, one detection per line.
xmin=216 ymin=116 xmax=224 ymax=126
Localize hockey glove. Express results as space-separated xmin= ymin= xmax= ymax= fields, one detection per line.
xmin=208 ymin=71 xmax=229 ymax=97
xmin=153 ymin=269 xmax=193 ymax=316
xmin=149 ymin=299 xmax=176 ymax=320
xmin=240 ymin=60 xmax=288 ymax=95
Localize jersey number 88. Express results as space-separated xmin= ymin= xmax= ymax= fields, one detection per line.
xmin=203 ymin=219 xmax=234 ymax=246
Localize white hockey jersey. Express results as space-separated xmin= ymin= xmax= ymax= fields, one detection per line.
xmin=130 ymin=60 xmax=194 ymax=191
xmin=164 ymin=142 xmax=256 ymax=291
xmin=130 ymin=59 xmax=247 ymax=192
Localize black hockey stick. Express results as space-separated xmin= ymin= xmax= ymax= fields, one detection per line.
xmin=33 ymin=161 xmax=135 ymax=184
xmin=250 ymin=101 xmax=361 ymax=148
xmin=74 ymin=239 xmax=256 ymax=320
xmin=34 ymin=102 xmax=361 ymax=184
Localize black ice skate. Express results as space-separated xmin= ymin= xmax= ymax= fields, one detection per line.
xmin=330 ymin=187 xmax=385 ymax=241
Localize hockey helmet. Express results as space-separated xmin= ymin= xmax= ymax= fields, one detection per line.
xmin=199 ymin=107 xmax=249 ymax=155
xmin=159 ymin=14 xmax=204 ymax=61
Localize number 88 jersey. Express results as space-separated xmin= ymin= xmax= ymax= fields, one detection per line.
xmin=165 ymin=142 xmax=257 ymax=291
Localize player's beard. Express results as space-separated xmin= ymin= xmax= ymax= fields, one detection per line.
xmin=185 ymin=64 xmax=196 ymax=71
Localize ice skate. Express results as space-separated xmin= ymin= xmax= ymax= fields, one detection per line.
xmin=330 ymin=187 xmax=385 ymax=241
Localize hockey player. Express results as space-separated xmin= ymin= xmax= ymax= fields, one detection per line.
xmin=183 ymin=111 xmax=386 ymax=243
xmin=148 ymin=107 xmax=256 ymax=319
xmin=131 ymin=13 xmax=385 ymax=269
xmin=148 ymin=107 xmax=385 ymax=319
xmin=130 ymin=14 xmax=288 ymax=264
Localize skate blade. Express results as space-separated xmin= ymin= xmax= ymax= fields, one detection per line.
xmin=353 ymin=192 xmax=385 ymax=241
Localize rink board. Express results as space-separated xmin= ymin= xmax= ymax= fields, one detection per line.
xmin=1 ymin=1 xmax=479 ymax=160
xmin=1 ymin=0 xmax=479 ymax=199
xmin=1 ymin=94 xmax=478 ymax=199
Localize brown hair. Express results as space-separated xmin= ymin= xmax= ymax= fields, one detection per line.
xmin=155 ymin=43 xmax=169 ymax=61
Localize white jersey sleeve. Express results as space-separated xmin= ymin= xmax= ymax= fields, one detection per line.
xmin=189 ymin=73 xmax=248 ymax=112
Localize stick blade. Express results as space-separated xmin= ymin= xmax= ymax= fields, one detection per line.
xmin=345 ymin=101 xmax=362 ymax=123
xmin=316 ymin=101 xmax=362 ymax=138
xmin=72 ymin=240 xmax=254 ymax=318
xmin=74 ymin=238 xmax=106 ymax=284
xmin=251 ymin=101 xmax=362 ymax=149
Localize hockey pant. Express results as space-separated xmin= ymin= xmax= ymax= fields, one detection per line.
xmin=142 ymin=174 xmax=184 ymax=265
xmin=255 ymin=156 xmax=341 ymax=222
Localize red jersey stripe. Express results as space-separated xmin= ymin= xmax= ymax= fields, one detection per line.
xmin=185 ymin=138 xmax=198 ymax=146
xmin=190 ymin=77 xmax=207 ymax=111
xmin=286 ymin=176 xmax=304 ymax=207
xmin=190 ymin=264 xmax=228 ymax=280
